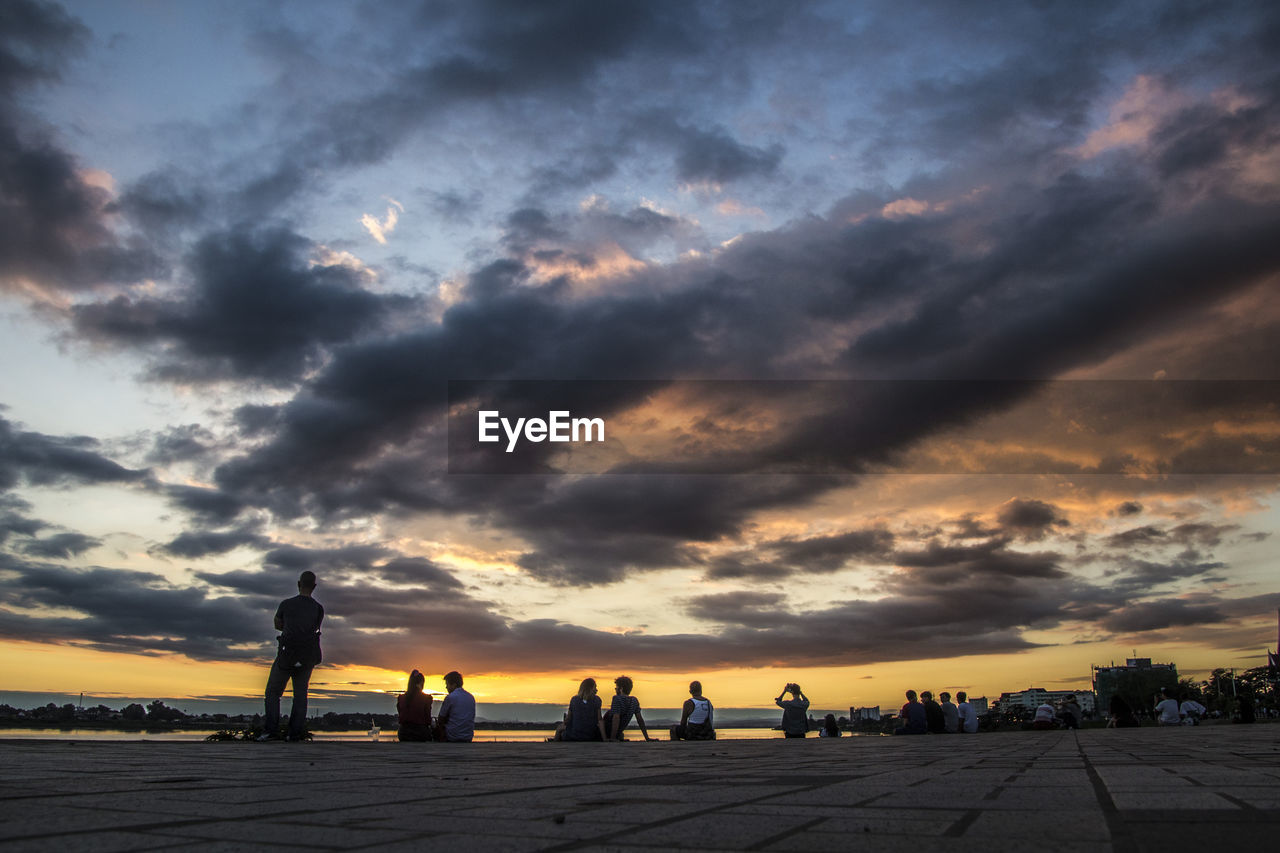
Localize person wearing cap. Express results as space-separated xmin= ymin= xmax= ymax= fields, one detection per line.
xmin=260 ymin=571 xmax=324 ymax=741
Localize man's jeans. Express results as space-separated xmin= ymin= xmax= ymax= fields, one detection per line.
xmin=264 ymin=660 xmax=314 ymax=739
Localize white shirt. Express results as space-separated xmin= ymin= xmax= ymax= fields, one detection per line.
xmin=1155 ymin=698 xmax=1181 ymax=724
xmin=1034 ymin=703 xmax=1055 ymax=723
xmin=957 ymin=701 xmax=979 ymax=733
xmin=1180 ymin=700 xmax=1205 ymax=717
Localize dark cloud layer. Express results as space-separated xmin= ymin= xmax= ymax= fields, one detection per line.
xmin=0 ymin=415 xmax=148 ymax=489
xmin=0 ymin=1 xmax=162 ymax=295
xmin=73 ymin=228 xmax=414 ymax=385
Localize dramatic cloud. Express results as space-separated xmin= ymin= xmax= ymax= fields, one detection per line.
xmin=72 ymin=227 xmax=415 ymax=385
xmin=0 ymin=1 xmax=162 ymax=297
xmin=0 ymin=415 xmax=148 ymax=489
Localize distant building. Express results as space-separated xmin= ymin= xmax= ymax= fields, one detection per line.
xmin=851 ymin=706 xmax=881 ymax=721
xmin=993 ymin=688 xmax=1097 ymax=718
xmin=967 ymin=696 xmax=989 ymax=714
xmin=1093 ymin=657 xmax=1178 ymax=714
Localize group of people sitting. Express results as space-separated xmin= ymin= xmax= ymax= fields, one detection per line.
xmin=394 ymin=669 xmax=477 ymax=742
xmin=1153 ymin=687 xmax=1208 ymax=726
xmin=394 ymin=674 xmax=1224 ymax=742
xmin=548 ymin=676 xmax=717 ymax=741
xmin=892 ymin=689 xmax=982 ymax=734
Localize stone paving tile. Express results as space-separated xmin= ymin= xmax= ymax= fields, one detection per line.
xmin=2 ymin=726 xmax=1279 ymax=850
xmin=1108 ymin=790 xmax=1241 ymax=810
xmin=721 ymin=803 xmax=969 ymax=821
xmin=617 ymin=812 xmax=816 ymax=849
xmin=361 ymin=812 xmax=633 ymax=842
xmin=987 ymin=786 xmax=1101 ymax=808
xmin=762 ymin=834 xmax=1113 ymax=853
xmin=147 ymin=819 xmax=415 ymax=847
xmin=810 ymin=814 xmax=955 ymax=836
xmin=0 ymin=804 xmax=197 ymax=841
xmin=145 ymin=843 xmax=314 ymax=852
xmin=963 ymin=808 xmax=1112 ymax=840
xmin=568 ymin=802 xmax=716 ymax=824
xmin=374 ymin=834 xmax=550 ymax=853
xmin=0 ymin=830 xmax=182 ymax=853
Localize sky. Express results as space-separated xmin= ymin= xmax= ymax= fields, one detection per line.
xmin=1 ymin=0 xmax=1279 ymax=718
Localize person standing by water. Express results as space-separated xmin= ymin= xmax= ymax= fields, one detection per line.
xmin=259 ymin=571 xmax=324 ymax=742
xmin=775 ymin=683 xmax=810 ymax=738
xmin=433 ymin=671 xmax=476 ymax=742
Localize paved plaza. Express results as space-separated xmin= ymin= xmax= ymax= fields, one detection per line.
xmin=2 ymin=725 xmax=1278 ymax=851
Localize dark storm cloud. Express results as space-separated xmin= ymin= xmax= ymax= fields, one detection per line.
xmin=1100 ymin=598 xmax=1227 ymax=634
xmin=194 ymin=568 xmax=288 ymax=599
xmin=72 ymin=227 xmax=414 ymax=385
xmin=157 ymin=527 xmax=269 ymax=560
xmin=18 ymin=531 xmax=100 ymax=559
xmin=1106 ymin=525 xmax=1167 ymax=547
xmin=1109 ymin=557 xmax=1227 ymax=593
xmin=892 ymin=540 xmax=1066 ymax=581
xmin=209 ymin=137 xmax=1280 ymax=575
xmin=1105 ymin=522 xmax=1240 ymax=551
xmin=0 ymin=415 xmax=148 ymax=489
xmin=0 ymin=0 xmax=86 ymax=93
xmin=0 ymin=494 xmax=43 ymax=544
xmin=996 ymin=499 xmax=1068 ymax=540
xmin=502 ymin=474 xmax=843 ymax=584
xmin=160 ymin=484 xmax=246 ymax=525
xmin=706 ymin=527 xmax=896 ymax=579
xmin=231 ymin=0 xmax=714 ymax=216
xmin=145 ymin=424 xmax=217 ymax=467
xmin=0 ymin=558 xmax=267 ymax=661
xmin=670 ymin=123 xmax=783 ymax=185
xmin=684 ymin=591 xmax=788 ymax=625
xmin=113 ymin=169 xmax=210 ymax=241
xmin=263 ymin=543 xmax=393 ymax=576
xmin=0 ymin=1 xmax=163 ymax=296
xmin=1113 ymin=501 xmax=1144 ymax=517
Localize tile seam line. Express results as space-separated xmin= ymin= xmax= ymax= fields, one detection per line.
xmin=528 ymin=776 xmax=890 ymax=853
xmin=1079 ymin=734 xmax=1138 ymax=853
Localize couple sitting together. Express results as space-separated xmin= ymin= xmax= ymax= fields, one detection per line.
xmin=395 ymin=669 xmax=476 ymax=742
xmin=552 ymin=677 xmax=716 ymax=741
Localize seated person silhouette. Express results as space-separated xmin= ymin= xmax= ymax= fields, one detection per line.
xmin=396 ymin=669 xmax=433 ymax=742
xmin=669 ymin=681 xmax=716 ymax=740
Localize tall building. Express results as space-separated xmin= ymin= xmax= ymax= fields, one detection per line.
xmin=1092 ymin=657 xmax=1178 ymax=714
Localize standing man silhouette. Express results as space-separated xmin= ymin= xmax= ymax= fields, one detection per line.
xmin=259 ymin=571 xmax=324 ymax=741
